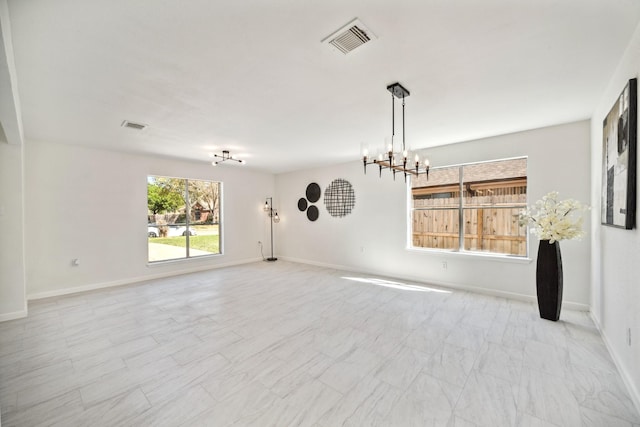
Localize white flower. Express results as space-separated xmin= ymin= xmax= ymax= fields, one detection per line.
xmin=519 ymin=191 xmax=589 ymax=243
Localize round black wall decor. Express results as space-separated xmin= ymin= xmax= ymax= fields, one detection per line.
xmin=298 ymin=182 xmax=322 ymax=221
xmin=306 ymin=205 xmax=319 ymax=221
xmin=306 ymin=183 xmax=321 ymax=203
xmin=324 ymin=179 xmax=355 ymax=217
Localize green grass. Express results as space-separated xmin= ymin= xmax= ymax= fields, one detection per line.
xmin=191 ymin=224 xmax=219 ymax=233
xmin=151 ymin=235 xmax=220 ymax=253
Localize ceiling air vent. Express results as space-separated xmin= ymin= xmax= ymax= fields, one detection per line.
xmin=322 ymin=18 xmax=376 ymax=55
xmin=121 ymin=120 xmax=147 ymax=131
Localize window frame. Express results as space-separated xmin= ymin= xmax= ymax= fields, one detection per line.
xmin=408 ymin=156 xmax=529 ymax=259
xmin=147 ymin=175 xmax=222 ymax=263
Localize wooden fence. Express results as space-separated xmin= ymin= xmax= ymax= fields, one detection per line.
xmin=412 ymin=183 xmax=527 ymax=256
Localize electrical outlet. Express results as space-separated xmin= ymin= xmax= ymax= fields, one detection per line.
xmin=442 ymin=261 xmax=448 ymax=269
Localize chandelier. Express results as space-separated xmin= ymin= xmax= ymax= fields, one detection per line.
xmin=362 ymin=82 xmax=430 ymax=181
xmin=210 ymin=150 xmax=245 ymax=166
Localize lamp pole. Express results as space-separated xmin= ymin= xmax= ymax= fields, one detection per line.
xmin=265 ymin=197 xmax=278 ymax=261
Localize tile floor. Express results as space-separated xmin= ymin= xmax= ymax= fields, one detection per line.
xmin=0 ymin=261 xmax=638 ymax=426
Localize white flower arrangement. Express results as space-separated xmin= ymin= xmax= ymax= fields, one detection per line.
xmin=519 ymin=191 xmax=589 ymax=243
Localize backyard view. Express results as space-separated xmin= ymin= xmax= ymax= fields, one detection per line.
xmin=411 ymin=158 xmax=528 ymax=256
xmin=147 ymin=176 xmax=221 ymax=262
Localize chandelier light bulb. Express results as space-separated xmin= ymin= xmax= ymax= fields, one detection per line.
xmin=263 ymin=201 xmax=270 ymax=212
xmin=424 ymin=158 xmax=430 ymax=167
xmin=415 ymin=154 xmax=420 ymax=162
xmin=273 ymin=212 xmax=280 ymax=223
xmin=211 ymin=161 xmax=217 ymax=166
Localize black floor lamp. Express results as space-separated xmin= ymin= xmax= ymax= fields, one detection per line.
xmin=263 ymin=197 xmax=279 ymax=261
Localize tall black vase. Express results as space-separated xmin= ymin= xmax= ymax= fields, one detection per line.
xmin=536 ymin=240 xmax=563 ymax=321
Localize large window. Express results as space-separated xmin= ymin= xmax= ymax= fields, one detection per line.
xmin=147 ymin=176 xmax=221 ymax=262
xmin=410 ymin=158 xmax=527 ymax=257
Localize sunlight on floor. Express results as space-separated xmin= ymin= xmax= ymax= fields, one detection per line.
xmin=341 ymin=276 xmax=451 ymax=293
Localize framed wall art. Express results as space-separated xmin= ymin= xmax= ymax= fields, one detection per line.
xmin=601 ymin=78 xmax=637 ymax=229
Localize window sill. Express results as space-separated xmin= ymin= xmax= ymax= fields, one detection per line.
xmin=147 ymin=253 xmax=222 ymax=267
xmin=406 ymin=247 xmax=532 ymax=264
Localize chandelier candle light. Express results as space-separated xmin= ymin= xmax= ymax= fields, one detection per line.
xmin=263 ymin=197 xmax=280 ymax=262
xmin=362 ymin=82 xmax=430 ymax=181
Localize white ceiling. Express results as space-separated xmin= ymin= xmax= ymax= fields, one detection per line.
xmin=6 ymin=0 xmax=640 ymax=173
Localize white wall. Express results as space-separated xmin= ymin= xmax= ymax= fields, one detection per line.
xmin=24 ymin=141 xmax=275 ymax=298
xmin=0 ymin=141 xmax=26 ymax=320
xmin=276 ymin=120 xmax=591 ymax=307
xmin=0 ymin=0 xmax=26 ymax=321
xmin=590 ymin=21 xmax=640 ymax=410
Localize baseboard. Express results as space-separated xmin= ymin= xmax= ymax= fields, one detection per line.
xmin=279 ymin=256 xmax=590 ymax=311
xmin=589 ymin=312 xmax=640 ymax=417
xmin=27 ymin=257 xmax=262 ymax=300
xmin=0 ymin=308 xmax=28 ymax=322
